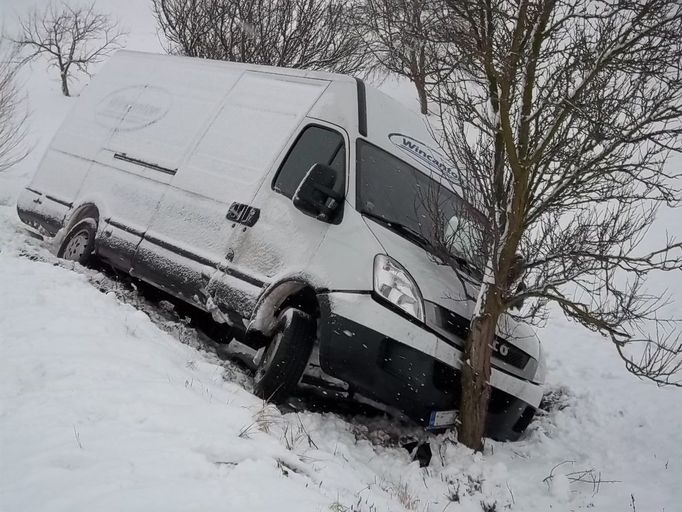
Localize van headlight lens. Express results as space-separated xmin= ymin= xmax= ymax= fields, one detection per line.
xmin=373 ymin=254 xmax=424 ymax=322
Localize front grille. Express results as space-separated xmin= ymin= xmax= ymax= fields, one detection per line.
xmin=424 ymin=301 xmax=531 ymax=371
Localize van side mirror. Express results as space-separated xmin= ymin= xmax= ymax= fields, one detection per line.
xmin=293 ymin=163 xmax=345 ymax=222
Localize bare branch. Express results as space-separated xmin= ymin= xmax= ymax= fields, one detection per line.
xmin=422 ymin=0 xmax=682 ymax=448
xmin=152 ymin=0 xmax=368 ymax=75
xmin=10 ymin=1 xmax=127 ymax=96
xmin=0 ymin=40 xmax=28 ymax=173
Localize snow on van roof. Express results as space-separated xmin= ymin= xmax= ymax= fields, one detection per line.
xmin=107 ymin=51 xmax=462 ymax=194
xmin=114 ymin=50 xmax=359 ymax=84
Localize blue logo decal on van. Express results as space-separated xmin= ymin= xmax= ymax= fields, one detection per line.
xmin=389 ymin=133 xmax=458 ymax=182
xmin=96 ymin=85 xmax=172 ymax=131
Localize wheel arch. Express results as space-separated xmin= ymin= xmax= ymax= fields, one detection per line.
xmin=248 ymin=278 xmax=320 ymax=338
xmin=63 ymin=203 xmax=100 ymax=233
xmin=54 ymin=203 xmax=100 ymax=249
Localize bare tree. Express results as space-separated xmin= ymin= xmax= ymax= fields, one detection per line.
xmin=152 ymin=0 xmax=368 ymax=74
xmin=0 ymin=40 xmax=27 ymax=173
xmin=424 ymin=0 xmax=682 ymax=450
xmin=11 ymin=2 xmax=126 ymax=96
xmin=354 ymin=0 xmax=446 ymax=114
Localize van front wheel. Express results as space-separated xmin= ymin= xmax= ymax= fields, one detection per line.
xmin=253 ymin=308 xmax=315 ymax=403
xmin=57 ymin=218 xmax=97 ymax=265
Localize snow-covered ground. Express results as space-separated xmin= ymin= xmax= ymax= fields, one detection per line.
xmin=1 ymin=1 xmax=681 ymax=511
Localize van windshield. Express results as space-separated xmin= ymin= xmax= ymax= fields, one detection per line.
xmin=356 ymin=140 xmax=487 ymax=274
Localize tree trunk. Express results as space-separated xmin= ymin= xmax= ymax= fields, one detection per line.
xmin=60 ymin=72 xmax=70 ymax=97
xmin=458 ymin=290 xmax=500 ymax=450
xmin=415 ymin=78 xmax=428 ymax=115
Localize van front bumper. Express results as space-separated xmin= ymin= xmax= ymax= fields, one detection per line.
xmin=317 ymin=292 xmax=543 ymax=441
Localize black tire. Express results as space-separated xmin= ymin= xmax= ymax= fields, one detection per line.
xmin=57 ymin=218 xmax=97 ymax=265
xmin=253 ymin=308 xmax=315 ymax=403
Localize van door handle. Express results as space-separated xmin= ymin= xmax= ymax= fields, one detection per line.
xmin=226 ymin=202 xmax=260 ymax=227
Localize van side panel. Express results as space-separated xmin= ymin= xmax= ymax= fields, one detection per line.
xmin=16 ymin=55 xmax=153 ymax=235
xmin=133 ymin=72 xmax=329 ymax=312
xmin=175 ymin=72 xmax=329 ymax=201
xmin=307 ymin=81 xmax=359 ymax=141
xmin=78 ymin=54 xmax=243 ymax=269
xmin=17 ymin=150 xmax=85 ymax=235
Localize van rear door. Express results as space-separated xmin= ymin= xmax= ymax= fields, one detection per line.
xmin=133 ymin=72 xmax=329 ymax=314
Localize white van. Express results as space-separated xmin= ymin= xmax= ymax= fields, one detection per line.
xmin=17 ymin=51 xmax=544 ymax=440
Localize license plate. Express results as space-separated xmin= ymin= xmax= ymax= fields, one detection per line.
xmin=428 ymin=409 xmax=457 ymax=428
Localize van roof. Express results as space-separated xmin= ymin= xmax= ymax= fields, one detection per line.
xmin=116 ymin=50 xmax=359 ymax=84
xmin=110 ymin=51 xmax=459 ymax=194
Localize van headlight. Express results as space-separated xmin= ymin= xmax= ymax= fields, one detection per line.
xmin=373 ymin=254 xmax=425 ymax=322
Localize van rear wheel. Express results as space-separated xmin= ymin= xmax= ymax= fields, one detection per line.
xmin=253 ymin=308 xmax=315 ymax=403
xmin=57 ymin=218 xmax=97 ymax=265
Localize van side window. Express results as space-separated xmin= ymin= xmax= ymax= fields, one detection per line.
xmin=273 ymin=126 xmax=345 ymax=199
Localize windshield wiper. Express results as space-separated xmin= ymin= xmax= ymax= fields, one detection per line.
xmin=446 ymin=252 xmax=479 ymax=276
xmin=361 ymin=211 xmax=482 ymax=277
xmin=360 ymin=211 xmax=434 ymax=253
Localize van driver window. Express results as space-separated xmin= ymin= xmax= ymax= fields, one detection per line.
xmin=273 ymin=126 xmax=345 ymax=199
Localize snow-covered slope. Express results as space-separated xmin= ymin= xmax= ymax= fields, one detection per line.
xmin=1 ymin=204 xmax=680 ymax=511
xmin=1 ymin=1 xmax=680 ymax=511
